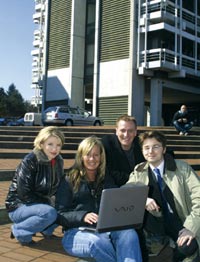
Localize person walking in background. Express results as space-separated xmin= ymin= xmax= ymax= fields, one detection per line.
xmin=5 ymin=126 xmax=65 ymax=246
xmin=55 ymin=136 xmax=142 ymax=262
xmin=127 ymin=130 xmax=200 ymax=262
xmin=101 ymin=114 xmax=149 ymax=261
xmin=172 ymin=105 xmax=193 ymax=135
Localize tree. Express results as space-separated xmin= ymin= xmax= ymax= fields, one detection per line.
xmin=24 ymin=100 xmax=37 ymax=113
xmin=0 ymin=87 xmax=8 ymax=116
xmin=6 ymin=84 xmax=26 ymax=116
xmin=0 ymin=83 xmax=36 ymax=117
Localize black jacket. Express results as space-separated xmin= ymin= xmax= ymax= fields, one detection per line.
xmin=172 ymin=110 xmax=192 ymax=123
xmin=5 ymin=149 xmax=64 ymax=212
xmin=55 ymin=176 xmax=103 ymax=229
xmin=101 ymin=134 xmax=145 ymax=188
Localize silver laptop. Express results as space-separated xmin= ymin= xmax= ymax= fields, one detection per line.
xmin=79 ymin=185 xmax=149 ymax=233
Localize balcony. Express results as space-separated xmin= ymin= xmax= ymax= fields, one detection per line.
xmin=32 ymin=77 xmax=40 ymax=84
xmin=33 ymin=13 xmax=45 ymax=24
xmin=35 ymin=3 xmax=45 ymax=12
xmin=33 ymin=39 xmax=43 ymax=48
xmin=138 ymin=48 xmax=200 ymax=77
xmin=138 ymin=0 xmax=200 ymax=78
xmin=31 ymin=48 xmax=43 ymax=56
xmin=31 ymin=95 xmax=42 ymax=106
xmin=140 ymin=0 xmax=199 ymax=29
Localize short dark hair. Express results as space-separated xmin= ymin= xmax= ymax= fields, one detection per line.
xmin=139 ymin=130 xmax=167 ymax=148
xmin=116 ymin=114 xmax=137 ymax=127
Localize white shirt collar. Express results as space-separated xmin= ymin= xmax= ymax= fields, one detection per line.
xmin=150 ymin=161 xmax=165 ymax=177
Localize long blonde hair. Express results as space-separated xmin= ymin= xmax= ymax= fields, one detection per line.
xmin=68 ymin=136 xmax=106 ymax=192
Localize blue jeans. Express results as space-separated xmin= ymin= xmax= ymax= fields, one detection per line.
xmin=9 ymin=204 xmax=57 ymax=243
xmin=62 ymin=228 xmax=142 ymax=262
xmin=173 ymin=121 xmax=193 ymax=133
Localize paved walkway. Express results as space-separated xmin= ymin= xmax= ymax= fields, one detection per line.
xmin=0 ymin=224 xmax=79 ymax=262
xmin=0 ymin=222 xmax=173 ymax=262
xmin=0 ymin=192 xmax=172 ymax=261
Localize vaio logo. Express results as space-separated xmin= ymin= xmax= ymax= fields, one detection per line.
xmin=114 ymin=205 xmax=135 ymax=212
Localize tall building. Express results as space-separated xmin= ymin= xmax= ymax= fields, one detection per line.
xmin=31 ymin=0 xmax=200 ymax=126
xmin=31 ymin=0 xmax=46 ymax=108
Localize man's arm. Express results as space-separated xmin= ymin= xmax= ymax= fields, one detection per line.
xmin=182 ymin=165 xmax=200 ymax=237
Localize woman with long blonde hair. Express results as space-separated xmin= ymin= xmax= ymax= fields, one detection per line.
xmin=56 ymin=136 xmax=142 ymax=262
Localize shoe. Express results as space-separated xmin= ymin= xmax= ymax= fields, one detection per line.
xmin=10 ymin=231 xmax=15 ymax=239
xmin=20 ymin=240 xmax=38 ymax=246
xmin=179 ymin=132 xmax=184 ymax=135
xmin=10 ymin=231 xmax=36 ymax=239
xmin=184 ymin=132 xmax=188 ymax=136
xmin=40 ymin=232 xmax=59 ymax=239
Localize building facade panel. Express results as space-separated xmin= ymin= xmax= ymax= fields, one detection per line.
xmin=31 ymin=0 xmax=200 ymax=126
xmin=99 ymin=0 xmax=130 ymax=62
xmin=98 ymin=96 xmax=128 ymax=125
xmin=98 ymin=59 xmax=130 ymax=97
xmin=46 ymin=68 xmax=70 ymax=103
xmin=48 ymin=0 xmax=72 ymax=70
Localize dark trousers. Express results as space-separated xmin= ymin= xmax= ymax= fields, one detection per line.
xmin=164 ymin=213 xmax=198 ymax=261
xmin=136 ymin=228 xmax=149 ymax=262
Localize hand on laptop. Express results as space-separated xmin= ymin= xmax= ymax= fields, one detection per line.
xmin=145 ymin=197 xmax=160 ymax=212
xmin=84 ymin=212 xmax=98 ymax=225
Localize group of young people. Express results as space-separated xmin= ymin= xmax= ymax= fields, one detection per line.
xmin=5 ymin=115 xmax=200 ymax=262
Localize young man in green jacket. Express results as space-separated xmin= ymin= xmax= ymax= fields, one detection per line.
xmin=127 ymin=130 xmax=200 ymax=262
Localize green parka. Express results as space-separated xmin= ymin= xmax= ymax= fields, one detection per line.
xmin=127 ymin=155 xmax=200 ymax=261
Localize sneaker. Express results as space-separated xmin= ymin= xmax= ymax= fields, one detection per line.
xmin=184 ymin=132 xmax=188 ymax=136
xmin=179 ymin=132 xmax=184 ymax=135
xmin=10 ymin=231 xmax=15 ymax=239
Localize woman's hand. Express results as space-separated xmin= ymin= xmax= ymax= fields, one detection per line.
xmin=84 ymin=212 xmax=98 ymax=225
xmin=177 ymin=228 xmax=195 ymax=246
xmin=145 ymin=197 xmax=160 ymax=212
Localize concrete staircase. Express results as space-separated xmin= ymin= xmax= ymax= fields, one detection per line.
xmin=0 ymin=125 xmax=200 ymax=178
xmin=0 ymin=125 xmax=200 ymax=224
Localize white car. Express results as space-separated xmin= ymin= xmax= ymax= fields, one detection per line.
xmin=43 ymin=105 xmax=104 ymax=126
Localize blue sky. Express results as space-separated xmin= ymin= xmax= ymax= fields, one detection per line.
xmin=0 ymin=1 xmax=35 ymax=100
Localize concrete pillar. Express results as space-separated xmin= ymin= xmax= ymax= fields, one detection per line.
xmin=128 ymin=0 xmax=145 ymax=126
xmin=130 ymin=72 xmax=145 ymax=126
xmin=93 ymin=0 xmax=100 ymax=116
xmin=70 ymin=0 xmax=87 ymax=107
xmin=150 ymin=79 xmax=163 ymax=126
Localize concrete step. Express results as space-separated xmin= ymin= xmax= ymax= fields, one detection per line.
xmin=167 ymin=139 xmax=200 ymax=145
xmin=1 ymin=141 xmax=200 ymax=153
xmin=0 ymin=158 xmax=75 ymax=181
xmin=1 ymin=125 xmax=200 ymax=135
xmin=1 ymin=146 xmax=200 ymax=157
xmin=174 ymin=151 xmax=200 ymax=158
xmin=0 ymin=124 xmax=200 ymax=229
xmin=168 ymin=145 xmax=200 ymax=151
xmin=0 ymin=149 xmax=76 ymax=160
xmin=0 ymin=125 xmax=199 ymax=177
xmin=0 ymin=141 xmax=79 ymax=150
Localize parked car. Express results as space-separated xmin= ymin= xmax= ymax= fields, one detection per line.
xmin=43 ymin=105 xmax=104 ymax=126
xmin=6 ymin=117 xmax=25 ymax=126
xmin=0 ymin=118 xmax=8 ymax=126
xmin=24 ymin=112 xmax=42 ymax=126
xmin=16 ymin=117 xmax=25 ymax=126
